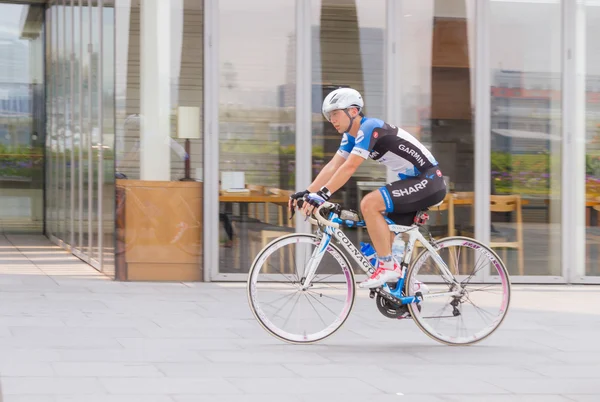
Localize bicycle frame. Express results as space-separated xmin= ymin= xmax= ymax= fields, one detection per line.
xmin=301 ymin=204 xmax=462 ymax=303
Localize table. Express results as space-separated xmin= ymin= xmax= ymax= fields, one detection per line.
xmin=219 ymin=191 xmax=290 ymax=271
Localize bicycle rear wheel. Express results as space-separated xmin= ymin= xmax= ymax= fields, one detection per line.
xmin=406 ymin=236 xmax=511 ymax=345
xmin=247 ymin=233 xmax=355 ymax=344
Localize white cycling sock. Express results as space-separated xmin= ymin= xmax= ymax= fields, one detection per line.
xmin=378 ymin=255 xmax=395 ymax=270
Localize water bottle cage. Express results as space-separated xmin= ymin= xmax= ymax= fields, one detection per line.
xmin=414 ymin=211 xmax=429 ymax=226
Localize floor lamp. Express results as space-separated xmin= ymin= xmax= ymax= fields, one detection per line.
xmin=177 ymin=106 xmax=201 ymax=181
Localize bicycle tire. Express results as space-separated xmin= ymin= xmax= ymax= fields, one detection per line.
xmin=406 ymin=236 xmax=511 ymax=346
xmin=247 ymin=233 xmax=356 ymax=344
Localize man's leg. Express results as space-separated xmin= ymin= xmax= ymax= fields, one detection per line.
xmin=358 ymin=191 xmax=402 ymax=288
xmin=360 ymin=190 xmax=392 ymax=258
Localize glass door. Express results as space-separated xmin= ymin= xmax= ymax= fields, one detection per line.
xmin=0 ymin=3 xmax=46 ymax=234
xmin=488 ymin=0 xmax=563 ymax=279
xmin=43 ymin=0 xmax=115 ymax=275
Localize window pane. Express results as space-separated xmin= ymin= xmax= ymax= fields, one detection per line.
xmin=393 ymin=0 xmax=476 ymax=248
xmin=584 ymin=2 xmax=600 ymax=277
xmin=73 ymin=1 xmax=82 ymax=249
xmin=218 ymin=0 xmax=296 ymax=274
xmin=82 ymin=0 xmax=92 ymax=255
xmin=64 ymin=2 xmax=73 ymax=246
xmin=311 ymin=0 xmax=386 ymax=267
xmin=102 ymin=1 xmax=116 ymax=274
xmin=46 ymin=5 xmax=56 ymax=236
xmin=114 ymin=0 xmax=203 ymax=281
xmin=90 ymin=1 xmax=100 ymax=260
xmin=57 ymin=2 xmax=67 ymax=242
xmin=0 ymin=4 xmax=45 ymax=233
xmin=490 ymin=0 xmax=562 ymax=276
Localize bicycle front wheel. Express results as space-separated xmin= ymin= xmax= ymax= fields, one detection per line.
xmin=247 ymin=233 xmax=355 ymax=344
xmin=406 ymin=236 xmax=511 ymax=346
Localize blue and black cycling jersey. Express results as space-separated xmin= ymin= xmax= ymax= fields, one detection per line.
xmin=337 ymin=117 xmax=439 ymax=180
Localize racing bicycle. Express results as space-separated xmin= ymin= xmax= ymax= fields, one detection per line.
xmin=246 ymin=199 xmax=511 ymax=345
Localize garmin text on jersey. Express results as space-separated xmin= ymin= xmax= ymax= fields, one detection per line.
xmin=398 ymin=144 xmax=427 ymax=167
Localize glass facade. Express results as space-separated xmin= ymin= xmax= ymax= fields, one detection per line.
xmin=114 ymin=0 xmax=204 ymax=281
xmin=390 ymin=0 xmax=477 ymax=261
xmin=218 ymin=0 xmax=295 ymax=274
xmin=44 ymin=0 xmax=115 ymax=274
xmin=0 ymin=4 xmax=45 ymax=233
xmin=310 ymin=0 xmax=387 ymax=261
xmin=583 ymin=1 xmax=600 ymax=278
xmin=489 ymin=0 xmax=562 ymax=277
xmin=0 ymin=0 xmax=597 ymax=284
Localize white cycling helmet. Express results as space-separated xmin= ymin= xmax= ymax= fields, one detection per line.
xmin=322 ymin=87 xmax=364 ymax=123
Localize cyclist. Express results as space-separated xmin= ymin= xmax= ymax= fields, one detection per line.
xmin=289 ymin=87 xmax=447 ymax=289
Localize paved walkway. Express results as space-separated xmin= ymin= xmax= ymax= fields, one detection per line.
xmin=0 ymin=234 xmax=599 ymax=401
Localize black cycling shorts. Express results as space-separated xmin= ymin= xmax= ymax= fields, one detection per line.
xmin=379 ymin=166 xmax=447 ymax=226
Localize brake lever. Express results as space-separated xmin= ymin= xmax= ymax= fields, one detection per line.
xmin=289 ymin=199 xmax=305 ymax=221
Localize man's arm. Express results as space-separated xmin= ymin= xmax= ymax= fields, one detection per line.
xmin=321 ymin=154 xmax=364 ymax=194
xmin=301 ymin=154 xmax=364 ymax=215
xmin=289 ymin=153 xmax=347 ymax=212
xmin=307 ymin=153 xmax=347 ymax=192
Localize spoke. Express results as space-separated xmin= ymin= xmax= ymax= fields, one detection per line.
xmin=257 ymin=277 xmax=298 ymax=290
xmin=450 ymin=245 xmax=459 ymax=275
xmin=466 ymin=284 xmax=505 ymax=294
xmin=427 ymin=253 xmax=454 ymax=286
xmin=429 ymin=301 xmax=451 ymax=328
xmin=303 ymin=292 xmax=328 ymax=327
xmin=464 ymin=296 xmax=496 ymax=323
xmin=305 ymin=290 xmax=340 ymax=320
xmin=290 ymin=243 xmax=301 ymax=282
xmin=272 ymin=269 xmax=300 ymax=285
xmin=282 ymin=293 xmax=303 ymax=329
xmin=312 ymin=273 xmax=338 ymax=283
xmin=309 ymin=281 xmax=347 ymax=292
xmin=305 ymin=289 xmax=346 ymax=303
xmin=260 ymin=288 xmax=300 ymax=310
xmin=271 ymin=290 xmax=301 ymax=322
xmin=292 ymin=242 xmax=303 ymax=280
xmin=462 ymin=252 xmax=487 ymax=285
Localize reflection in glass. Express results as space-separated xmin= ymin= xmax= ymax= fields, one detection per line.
xmin=392 ymin=0 xmax=476 ymax=251
xmin=102 ymin=1 xmax=116 ymax=274
xmin=64 ymin=3 xmax=73 ymax=246
xmin=0 ymin=4 xmax=45 ymax=233
xmin=583 ymin=2 xmax=600 ymax=277
xmin=490 ymin=0 xmax=562 ymax=276
xmin=46 ymin=5 xmax=55 ymax=236
xmin=82 ymin=0 xmax=93 ymax=256
xmin=73 ymin=1 xmax=82 ymax=249
xmin=90 ymin=2 xmax=100 ymax=261
xmin=114 ymin=0 xmax=203 ymax=281
xmin=311 ymin=0 xmax=387 ymax=269
xmin=218 ymin=0 xmax=296 ymax=274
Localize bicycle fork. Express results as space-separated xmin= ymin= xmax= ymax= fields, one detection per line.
xmin=300 ymin=233 xmax=331 ymax=291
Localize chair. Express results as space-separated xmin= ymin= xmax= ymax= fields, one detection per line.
xmin=267 ymin=188 xmax=294 ymax=227
xmin=248 ymin=225 xmax=295 ymax=273
xmin=489 ymin=195 xmax=524 ymax=276
xmin=430 ymin=192 xmax=455 ymax=237
xmin=410 ymin=193 xmax=455 ymax=263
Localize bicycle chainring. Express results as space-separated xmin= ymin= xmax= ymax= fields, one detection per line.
xmin=375 ymin=294 xmax=410 ymax=319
